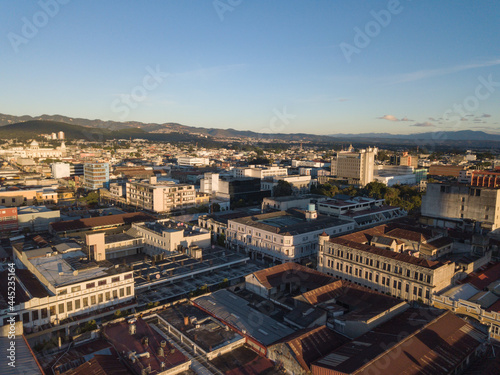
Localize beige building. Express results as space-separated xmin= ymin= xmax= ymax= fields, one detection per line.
xmin=421 ymin=183 xmax=500 ymax=230
xmin=317 ymin=226 xmax=456 ymax=303
xmin=0 ymin=186 xmax=59 ymax=207
xmin=331 ymin=147 xmax=377 ymax=186
xmin=233 ymin=165 xmax=288 ymax=179
xmin=125 ymin=177 xmax=196 ymax=212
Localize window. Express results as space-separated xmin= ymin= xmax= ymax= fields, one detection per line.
xmin=11 ymin=198 xmax=15 ymax=203
xmin=71 ymin=286 xmax=81 ymax=293
xmin=59 ymin=303 xmax=64 ymax=314
xmin=120 ymin=288 xmax=124 ymax=297
xmin=50 ymin=306 xmax=56 ymax=316
xmin=105 ymin=292 xmax=111 ymax=301
xmin=67 ymin=301 xmax=73 ymax=312
xmin=425 ymin=290 xmax=430 ymax=299
xmin=413 ymin=286 xmax=417 ymax=295
xmin=124 ymin=274 xmax=133 ymax=280
xmin=83 ymin=297 xmax=89 ymax=307
xmin=113 ymin=290 xmax=118 ymax=298
xmin=41 ymin=308 xmax=47 ymax=319
xmin=75 ymin=299 xmax=81 ymax=310
xmin=406 ymin=284 xmax=409 ymax=293
xmin=126 ymin=286 xmax=132 ymax=295
xmin=58 ymin=289 xmax=67 ymax=295
xmin=111 ymin=277 xmax=120 ymax=283
xmin=91 ymin=295 xmax=96 ymax=305
xmin=98 ymin=280 xmax=107 ymax=286
xmin=86 ymin=282 xmax=95 ymax=289
xmin=22 ymin=312 xmax=30 ymax=324
xmin=98 ymin=294 xmax=103 ymax=303
xmin=393 ymin=280 xmax=397 ymax=288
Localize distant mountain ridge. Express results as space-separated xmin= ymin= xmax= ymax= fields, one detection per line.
xmin=0 ymin=113 xmax=499 ymax=144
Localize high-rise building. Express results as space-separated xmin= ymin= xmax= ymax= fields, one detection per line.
xmin=51 ymin=162 xmax=71 ymax=179
xmin=57 ymin=131 xmax=65 ymax=140
xmin=421 ymin=182 xmax=500 ymax=230
xmin=83 ymin=163 xmax=110 ymax=190
xmin=331 ymin=147 xmax=377 ymax=186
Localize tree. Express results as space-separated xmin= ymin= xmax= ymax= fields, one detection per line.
xmin=273 ymin=180 xmax=293 ymax=197
xmin=211 ymin=203 xmax=221 ymax=213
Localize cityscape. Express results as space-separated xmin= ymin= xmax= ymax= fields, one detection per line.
xmin=1 ymin=1 xmax=500 ymax=375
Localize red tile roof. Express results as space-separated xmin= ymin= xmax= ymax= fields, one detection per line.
xmin=462 ymin=262 xmax=500 ymax=290
xmin=251 ymin=263 xmax=335 ymax=290
xmin=63 ymin=354 xmax=130 ymax=375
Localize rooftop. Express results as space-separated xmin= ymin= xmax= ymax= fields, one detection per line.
xmin=193 ymin=289 xmax=295 ymax=346
xmin=50 ymin=212 xmax=157 ymax=233
xmin=312 ymin=309 xmax=486 ymax=375
xmin=230 ymin=210 xmax=351 ymax=235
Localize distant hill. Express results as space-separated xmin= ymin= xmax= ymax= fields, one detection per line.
xmin=328 ymin=130 xmax=500 ymax=142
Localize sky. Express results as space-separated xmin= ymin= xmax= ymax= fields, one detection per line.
xmin=1 ymin=0 xmax=500 ymax=135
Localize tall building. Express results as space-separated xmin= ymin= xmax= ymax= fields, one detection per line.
xmin=83 ymin=163 xmax=110 ymax=190
xmin=57 ymin=131 xmax=65 ymax=140
xmin=421 ymin=182 xmax=500 ymax=230
xmin=331 ymin=147 xmax=377 ymax=186
xmin=125 ymin=177 xmax=196 ymax=212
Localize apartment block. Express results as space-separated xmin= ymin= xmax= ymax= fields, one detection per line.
xmin=83 ymin=163 xmax=110 ymax=190
xmin=233 ymin=165 xmax=288 ymax=179
xmin=125 ymin=178 xmax=196 ymax=212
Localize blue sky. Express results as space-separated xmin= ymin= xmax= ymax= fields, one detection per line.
xmin=1 ymin=0 xmax=500 ymax=135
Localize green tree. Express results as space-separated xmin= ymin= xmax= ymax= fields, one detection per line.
xmin=273 ymin=180 xmax=293 ymax=197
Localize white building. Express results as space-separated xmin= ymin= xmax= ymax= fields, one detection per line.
xmin=233 ymin=165 xmax=288 ymax=179
xmin=5 ymin=242 xmax=135 ymax=330
xmin=226 ymin=207 xmax=354 ymax=263
xmin=373 ymin=165 xmax=417 ymax=186
xmin=51 ymin=162 xmax=71 ymax=179
xmin=331 ymin=148 xmax=377 ymax=186
xmin=261 ymin=175 xmax=315 ymax=196
xmin=125 ymin=177 xmax=196 ymax=212
xmin=177 ymin=157 xmax=210 ymax=167
xmin=83 ymin=163 xmax=110 ymax=190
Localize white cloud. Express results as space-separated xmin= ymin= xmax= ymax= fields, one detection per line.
xmin=377 ymin=114 xmax=412 ymax=122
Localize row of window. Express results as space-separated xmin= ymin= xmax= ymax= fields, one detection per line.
xmin=327 ymin=246 xmax=432 ymax=284
xmin=13 ymin=286 xmax=132 ymax=325
xmin=56 ymin=274 xmax=132 ymax=295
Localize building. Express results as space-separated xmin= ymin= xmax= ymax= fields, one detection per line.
xmin=51 ymin=162 xmax=71 ymax=179
xmin=331 ymin=147 xmax=377 ymax=186
xmin=261 ymin=175 xmax=315 ymax=196
xmin=317 ymin=195 xmax=407 ymax=228
xmin=318 ymin=225 xmax=457 ymax=303
xmin=421 ymin=182 xmax=500 ymax=230
xmin=199 ymin=173 xmax=271 ymax=204
xmin=176 ymin=157 xmax=210 ymax=167
xmin=3 ymin=242 xmax=135 ymax=330
xmin=428 ymin=164 xmax=464 ymax=177
xmin=83 ymin=163 xmax=110 ymax=190
xmin=58 ymin=131 xmax=65 ymax=140
xmin=233 ymin=165 xmax=288 ymax=179
xmin=262 ymin=194 xmax=329 ymax=212
xmin=130 ymin=220 xmax=211 ymax=255
xmin=471 ymin=169 xmax=500 ymax=188
xmin=0 ymin=207 xmax=18 ymax=233
xmin=311 ymin=308 xmax=488 ymax=375
xmin=17 ymin=206 xmax=60 ymax=232
xmin=373 ymin=165 xmax=418 ymax=186
xmin=125 ymin=178 xmax=196 ymax=212
xmin=0 ymin=186 xmax=58 ymax=207
xmin=390 ymin=152 xmax=419 ymax=168
xmin=226 ymin=208 xmax=354 ymax=264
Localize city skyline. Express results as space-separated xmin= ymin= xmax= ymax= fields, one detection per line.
xmin=2 ymin=1 xmax=500 ymax=135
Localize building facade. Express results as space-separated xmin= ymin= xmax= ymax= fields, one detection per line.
xmin=83 ymin=163 xmax=110 ymax=190
xmin=331 ymin=148 xmax=377 ymax=186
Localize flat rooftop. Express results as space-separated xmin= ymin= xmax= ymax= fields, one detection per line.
xmin=29 ymin=251 xmax=129 ymax=288
xmin=193 ymin=289 xmax=295 ymax=347
xmin=230 ymin=210 xmax=352 ymax=235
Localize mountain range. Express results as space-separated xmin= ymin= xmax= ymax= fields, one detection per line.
xmin=0 ymin=113 xmax=499 ymax=146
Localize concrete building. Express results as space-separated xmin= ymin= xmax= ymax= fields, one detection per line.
xmin=130 ymin=220 xmax=211 ymax=256
xmin=318 ymin=226 xmax=457 ymax=303
xmin=83 ymin=163 xmax=110 ymax=190
xmin=317 ymin=196 xmax=407 ymax=228
xmin=177 ymin=157 xmax=210 ymax=167
xmin=125 ymin=178 xmax=196 ymax=212
xmin=17 ymin=206 xmax=60 ymax=232
xmin=374 ymin=165 xmax=418 ymax=186
xmin=3 ymin=241 xmax=135 ymax=330
xmin=331 ymin=147 xmax=377 ymax=186
xmin=233 ymin=165 xmax=288 ymax=179
xmin=261 ymin=175 xmax=315 ymax=196
xmin=262 ymin=194 xmax=329 ymax=212
xmin=0 ymin=186 xmax=58 ymax=207
xmin=390 ymin=152 xmax=418 ymax=168
xmin=226 ymin=208 xmax=354 ymax=264
xmin=421 ymin=183 xmax=500 ymax=230
xmin=428 ymin=164 xmax=464 ymax=177
xmin=51 ymin=162 xmax=71 ymax=179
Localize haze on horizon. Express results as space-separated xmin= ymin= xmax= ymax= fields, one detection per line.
xmin=1 ymin=0 xmax=499 ymax=135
